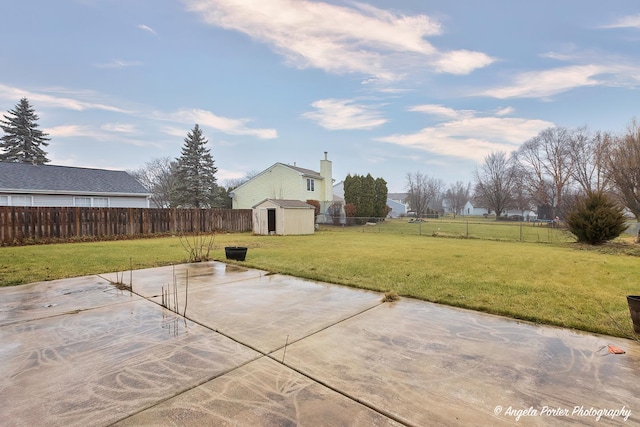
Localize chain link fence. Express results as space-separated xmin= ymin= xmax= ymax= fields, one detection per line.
xmin=319 ymin=217 xmax=640 ymax=244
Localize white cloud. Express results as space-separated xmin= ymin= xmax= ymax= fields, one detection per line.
xmin=138 ymin=24 xmax=158 ymax=35
xmin=101 ymin=123 xmax=137 ymax=133
xmin=302 ymin=98 xmax=386 ymax=130
xmin=478 ymin=65 xmax=608 ymax=99
xmin=0 ymin=83 xmax=276 ymax=141
xmin=0 ymin=83 xmax=130 ymax=113
xmin=408 ymin=104 xmax=470 ymax=119
xmin=45 ymin=125 xmax=97 ymax=138
xmin=160 ymin=126 xmax=188 ymax=138
xmin=45 ymin=124 xmax=157 ymax=148
xmin=93 ymin=59 xmax=143 ymax=69
xmin=495 ymin=106 xmax=514 ymax=116
xmin=434 ymin=49 xmax=495 ymax=75
xmin=601 ymin=14 xmax=640 ymax=29
xmin=377 ymin=106 xmax=553 ymax=161
xmin=182 ymin=0 xmax=494 ymax=80
xmin=158 ymin=108 xmax=278 ymax=139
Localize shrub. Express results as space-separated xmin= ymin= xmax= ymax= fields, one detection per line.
xmin=565 ymin=192 xmax=627 ymax=245
xmin=306 ymin=199 xmax=321 ymax=217
xmin=344 ymin=203 xmax=357 ymax=226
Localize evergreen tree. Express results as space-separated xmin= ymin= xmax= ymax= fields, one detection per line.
xmin=343 ymin=173 xmax=388 ymax=219
xmin=374 ymin=177 xmax=388 ymax=217
xmin=173 ymin=124 xmax=218 ymax=208
xmin=358 ymin=174 xmax=376 ymax=218
xmin=0 ymin=98 xmax=50 ymax=164
xmin=565 ymin=191 xmax=627 ymax=245
xmin=343 ymin=174 xmax=361 ymax=209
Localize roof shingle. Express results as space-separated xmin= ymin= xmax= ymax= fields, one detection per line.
xmin=0 ymin=162 xmax=150 ymax=194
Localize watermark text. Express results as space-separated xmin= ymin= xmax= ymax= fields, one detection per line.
xmin=493 ymin=405 xmax=631 ymax=422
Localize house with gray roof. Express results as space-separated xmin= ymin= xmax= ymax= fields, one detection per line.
xmin=0 ymin=162 xmax=150 ymax=208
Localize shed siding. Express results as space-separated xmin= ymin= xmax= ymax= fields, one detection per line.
xmin=282 ymin=208 xmax=314 ymax=235
xmin=252 ymin=199 xmax=314 ymax=235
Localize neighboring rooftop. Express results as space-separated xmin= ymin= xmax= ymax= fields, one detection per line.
xmin=387 ymin=193 xmax=408 ymax=202
xmin=0 ymin=162 xmax=150 ymax=195
xmin=280 ymin=163 xmax=323 ymax=179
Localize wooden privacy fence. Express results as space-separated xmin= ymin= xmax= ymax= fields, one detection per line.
xmin=0 ymin=207 xmax=253 ymax=245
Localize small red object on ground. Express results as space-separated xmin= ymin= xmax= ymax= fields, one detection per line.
xmin=608 ymin=345 xmax=625 ymax=354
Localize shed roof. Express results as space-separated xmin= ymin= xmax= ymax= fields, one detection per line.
xmin=0 ymin=162 xmax=150 ymax=195
xmin=252 ymin=199 xmax=315 ymax=209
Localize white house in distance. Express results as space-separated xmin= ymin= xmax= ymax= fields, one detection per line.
xmin=0 ymin=162 xmax=150 ymax=208
xmin=463 ymin=200 xmax=537 ymax=219
xmin=387 ymin=192 xmax=409 ymax=218
xmin=231 ymin=152 xmax=334 ymax=213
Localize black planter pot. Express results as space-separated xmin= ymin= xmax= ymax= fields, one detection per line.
xmin=225 ymin=246 xmax=248 ymax=261
xmin=627 ymin=295 xmax=640 ymax=334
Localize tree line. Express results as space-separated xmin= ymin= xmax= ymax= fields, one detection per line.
xmin=473 ymin=123 xmax=640 ymax=221
xmin=404 ymin=122 xmax=640 ymax=222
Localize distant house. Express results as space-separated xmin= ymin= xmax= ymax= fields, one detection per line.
xmin=463 ymin=200 xmax=537 ymax=220
xmin=463 ymin=200 xmax=489 ymax=216
xmin=387 ymin=192 xmax=409 ymax=218
xmin=0 ymin=162 xmax=150 ymax=208
xmin=231 ymin=153 xmax=334 ymax=214
xmin=252 ymin=199 xmax=315 ymax=235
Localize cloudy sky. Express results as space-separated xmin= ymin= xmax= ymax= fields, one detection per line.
xmin=1 ymin=1 xmax=639 ymax=192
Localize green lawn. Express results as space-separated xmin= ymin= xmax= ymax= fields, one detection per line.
xmin=1 ymin=229 xmax=639 ymax=338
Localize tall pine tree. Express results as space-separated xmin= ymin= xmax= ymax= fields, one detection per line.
xmin=0 ymin=98 xmax=50 ymax=164
xmin=173 ymin=124 xmax=218 ymax=208
xmin=374 ymin=177 xmax=388 ymax=217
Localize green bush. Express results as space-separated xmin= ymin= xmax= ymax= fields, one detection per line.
xmin=565 ymin=192 xmax=627 ymax=245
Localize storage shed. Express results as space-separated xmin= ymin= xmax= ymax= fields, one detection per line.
xmin=252 ymin=199 xmax=315 ymax=235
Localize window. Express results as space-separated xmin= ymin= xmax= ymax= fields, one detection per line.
xmin=93 ymin=197 xmax=109 ymax=207
xmin=74 ymin=197 xmax=110 ymax=207
xmin=74 ymin=197 xmax=92 ymax=207
xmin=306 ymin=178 xmax=315 ymax=192
xmin=10 ymin=195 xmax=32 ymax=206
xmin=0 ymin=196 xmax=8 ymax=206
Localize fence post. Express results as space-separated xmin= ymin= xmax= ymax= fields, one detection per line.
xmin=466 ymin=220 xmax=469 ymax=238
xmin=520 ymin=222 xmax=523 ymax=241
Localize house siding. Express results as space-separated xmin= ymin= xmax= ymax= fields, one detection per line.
xmin=0 ymin=193 xmax=149 ymax=208
xmin=233 ymin=164 xmax=324 ymax=209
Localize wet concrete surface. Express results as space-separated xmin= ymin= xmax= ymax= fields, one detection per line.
xmin=1 ymin=261 xmax=639 ymax=426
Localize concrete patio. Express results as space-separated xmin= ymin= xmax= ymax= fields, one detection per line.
xmin=1 ymin=261 xmax=638 ymax=426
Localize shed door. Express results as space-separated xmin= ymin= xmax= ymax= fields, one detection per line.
xmin=267 ymin=209 xmax=276 ymax=233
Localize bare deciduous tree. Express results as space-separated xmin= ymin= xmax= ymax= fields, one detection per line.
xmin=223 ymin=170 xmax=260 ymax=191
xmin=130 ymin=157 xmax=178 ymax=208
xmin=474 ymin=151 xmax=517 ymax=217
xmin=405 ymin=172 xmax=443 ymax=218
xmin=444 ymin=181 xmax=470 ymax=218
xmin=570 ymin=127 xmax=611 ymax=194
xmin=607 ymin=120 xmax=640 ymax=220
xmin=515 ymin=126 xmax=574 ymax=217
